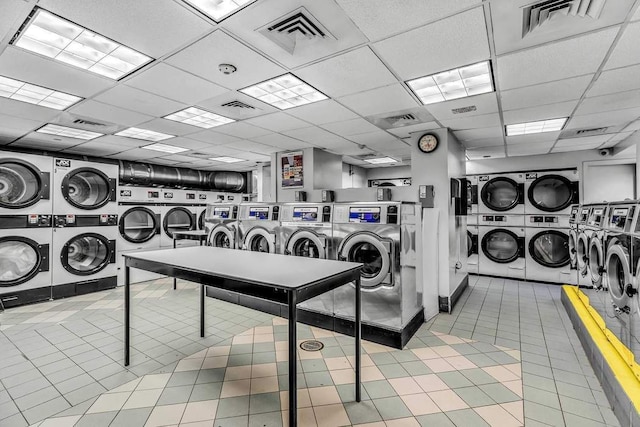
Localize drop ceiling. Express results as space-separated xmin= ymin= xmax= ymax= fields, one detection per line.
xmin=0 ymin=0 xmax=638 ymax=171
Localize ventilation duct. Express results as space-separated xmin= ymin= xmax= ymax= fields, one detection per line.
xmin=221 ymin=100 xmax=256 ymax=109
xmin=522 ymin=0 xmax=607 ymax=37
xmin=259 ymin=7 xmax=334 ymax=55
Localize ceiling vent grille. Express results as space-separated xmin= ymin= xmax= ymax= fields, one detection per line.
xmin=522 ymin=0 xmax=607 ymax=37
xmin=451 ymin=106 xmax=477 ymax=114
xmin=385 ymin=114 xmax=417 ymax=124
xmin=259 ymin=8 xmax=334 ymax=55
xmin=72 ymin=118 xmax=108 ymax=127
xmin=576 ymin=127 xmax=608 ymax=135
xmin=222 ymin=100 xmax=256 ymax=109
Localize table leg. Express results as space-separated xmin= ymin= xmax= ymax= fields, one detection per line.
xmin=173 ymin=236 xmax=177 ymax=290
xmin=288 ymin=291 xmax=298 ymax=427
xmin=200 ymin=285 xmax=205 ymax=338
xmin=124 ymin=265 xmax=130 ymax=366
xmin=355 ymin=275 xmax=361 ymax=402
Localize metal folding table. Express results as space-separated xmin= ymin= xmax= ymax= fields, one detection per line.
xmin=171 ymin=229 xmax=208 ymax=289
xmin=123 ymin=246 xmax=362 ymax=427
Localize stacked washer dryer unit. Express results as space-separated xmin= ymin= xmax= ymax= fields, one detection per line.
xmin=524 ymin=169 xmax=579 ymax=284
xmin=0 ymin=153 xmax=53 ymax=308
xmin=332 ymin=202 xmax=422 ymax=335
xmin=116 ymin=186 xmax=163 ymax=285
xmin=477 ymin=173 xmax=526 ymax=279
xmin=586 ymin=204 xmax=609 ymax=289
xmin=51 ymin=158 xmax=118 ymax=299
xmin=159 ymin=189 xmax=198 ymax=248
xmin=204 ymin=203 xmax=240 ymax=249
xmin=237 ymin=202 xmax=281 ymax=254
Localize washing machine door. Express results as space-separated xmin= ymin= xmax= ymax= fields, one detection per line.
xmin=528 ymin=175 xmax=576 ymax=212
xmin=119 ymin=207 xmax=159 ymax=243
xmin=243 ymin=227 xmax=276 ymax=253
xmin=569 ymin=229 xmax=578 ymax=267
xmin=208 ymin=224 xmax=235 ymax=249
xmin=481 ymin=177 xmax=521 ymax=212
xmin=0 ymin=159 xmax=49 ymax=209
xmin=339 ymin=232 xmax=391 ymax=289
xmin=606 ymin=240 xmax=633 ymax=308
xmin=529 ymin=230 xmax=570 ymax=268
xmin=481 ymin=228 xmax=523 ymax=263
xmin=0 ymin=237 xmax=48 ymax=286
xmin=467 ymin=231 xmax=478 ymax=257
xmin=62 ymin=168 xmax=115 ymax=210
xmin=198 ymin=210 xmax=206 ymax=230
xmin=576 ymin=232 xmax=590 ymax=273
xmin=286 ymin=230 xmax=326 ymax=259
xmin=588 ymin=236 xmax=605 ymax=285
xmin=61 ymin=233 xmax=115 ymax=276
xmin=163 ymin=207 xmax=195 ymax=238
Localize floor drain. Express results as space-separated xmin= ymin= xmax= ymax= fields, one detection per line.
xmin=300 ymin=340 xmax=324 ymax=352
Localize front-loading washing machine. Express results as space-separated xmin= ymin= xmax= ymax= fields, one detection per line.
xmin=604 ymin=201 xmax=638 ymax=310
xmin=478 ymin=173 xmax=525 ymax=215
xmin=197 ymin=191 xmax=226 ymax=231
xmin=525 ymin=214 xmax=574 ymax=284
xmin=478 ymin=214 xmax=526 ymax=279
xmin=0 ymin=153 xmax=52 ymax=215
xmin=237 ymin=203 xmax=281 ymax=253
xmin=52 ymin=214 xmax=118 ymax=299
xmin=568 ymin=204 xmax=581 ymax=270
xmin=576 ymin=204 xmax=593 ymax=287
xmin=586 ymin=204 xmax=609 ymax=289
xmin=467 ymin=175 xmax=478 ymax=215
xmin=205 ymin=203 xmax=239 ymax=249
xmin=525 ymin=169 xmax=579 ymax=215
xmin=468 ymin=223 xmax=479 ymax=275
xmin=0 ymin=216 xmax=52 ymax=308
xmin=332 ymin=202 xmax=422 ymax=333
xmin=53 ymin=158 xmax=118 ymax=215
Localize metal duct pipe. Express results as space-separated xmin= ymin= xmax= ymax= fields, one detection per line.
xmin=208 ymin=172 xmax=246 ymax=192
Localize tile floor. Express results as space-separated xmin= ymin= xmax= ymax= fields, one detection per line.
xmin=0 ymin=275 xmax=623 ymax=426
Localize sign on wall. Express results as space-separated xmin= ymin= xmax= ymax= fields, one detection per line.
xmin=281 ymin=151 xmax=304 ymax=188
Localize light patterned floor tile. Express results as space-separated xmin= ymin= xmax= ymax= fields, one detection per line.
xmin=413 ymin=374 xmax=449 ymax=393
xmin=400 ymin=393 xmax=440 ymax=416
xmin=385 ymin=417 xmax=422 ymax=426
xmin=220 ymin=380 xmax=251 ymax=398
xmin=308 ymin=386 xmax=341 ymax=406
xmin=428 ymin=390 xmax=469 ymax=412
xmin=474 ymin=404 xmax=523 ymax=427
xmin=313 ymin=403 xmax=350 ymax=427
xmin=86 ymin=391 xmax=131 ymax=414
xmin=180 ymin=400 xmax=218 ymax=424
xmin=388 ymin=378 xmax=423 ymax=396
xmin=145 ymin=403 xmax=187 ymax=427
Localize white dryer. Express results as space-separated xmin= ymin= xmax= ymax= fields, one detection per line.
xmin=478 ymin=173 xmax=525 ymax=214
xmin=603 ymin=202 xmax=637 ymax=310
xmin=237 ymin=203 xmax=281 ymax=253
xmin=468 ymin=223 xmax=479 ymax=275
xmin=159 ymin=189 xmax=198 ymax=248
xmin=478 ymin=214 xmax=526 ymax=279
xmin=53 ymin=158 xmax=118 ymax=215
xmin=525 ymin=170 xmax=579 ymax=215
xmin=467 ymin=176 xmax=478 ymax=215
xmin=0 ymin=153 xmax=52 ymax=215
xmin=205 ymin=203 xmax=239 ymax=249
xmin=525 ymin=214 xmax=575 ymax=284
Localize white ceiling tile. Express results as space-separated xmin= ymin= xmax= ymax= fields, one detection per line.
xmin=223 ymin=139 xmax=276 ymax=155
xmin=125 ymin=64 xmax=229 ymax=105
xmin=0 ymin=113 xmax=42 ymax=134
xmin=604 ymin=21 xmax=640 ymax=70
xmin=295 ymin=47 xmax=397 ymax=98
xmin=462 ymin=137 xmax=505 ymax=148
xmin=244 ymin=113 xmax=309 ymax=133
xmin=555 ymin=135 xmax=613 ymax=146
xmin=566 ymin=107 xmax=640 ymax=130
xmin=0 ymin=97 xmax=62 ymax=123
xmin=203 ymin=145 xmax=248 ymax=157
xmin=466 ymin=146 xmax=506 ymax=160
xmin=600 ymin=132 xmax=634 ymax=148
xmin=507 ymin=142 xmax=554 ymax=157
xmin=94 ymin=85 xmax=186 ymax=117
xmin=503 ymin=101 xmax=577 ymax=124
xmin=500 ymin=75 xmax=593 ymax=111
xmin=39 ymin=0 xmax=212 ymax=58
xmin=454 ymin=127 xmax=503 ymax=141
xmin=330 ymin=146 xmax=376 ymax=156
xmin=496 ymin=28 xmax=618 ymax=90
xmin=186 ymin=129 xmax=242 ymax=145
xmin=62 ymin=138 xmax=132 ymax=156
xmin=106 ymin=148 xmax=164 ymax=161
xmin=89 ymin=135 xmax=146 ymax=148
xmin=623 ymin=120 xmax=640 ymax=132
xmin=374 ymin=7 xmax=489 ymax=80
xmin=252 ymin=133 xmax=310 ymax=150
xmin=438 ymin=113 xmax=501 ymax=130
xmin=69 ymin=100 xmax=153 ymax=127
xmin=166 ymin=30 xmax=285 ymax=90
xmin=0 ymin=130 xmax=27 ymax=146
xmin=588 ymin=64 xmax=640 ymax=98
xmin=0 ymin=47 xmax=115 ymax=97
xmin=387 ymin=121 xmax=440 ymax=138
xmin=425 ymin=92 xmax=498 ymax=122
xmin=551 ymin=143 xmax=603 ymax=153
xmin=321 ymin=118 xmax=381 ymax=137
xmin=151 ymin=154 xmax=200 ymax=163
xmin=577 ymin=89 xmax=640 ymax=115
xmin=283 ymin=126 xmax=352 ymax=147
xmin=214 ymin=122 xmax=271 ymax=139
xmin=346 ymin=131 xmax=404 ymax=149
xmin=0 ymin=1 xmax=31 ymax=42
xmin=633 ymin=5 xmax=640 ymax=21
xmin=506 ymin=132 xmax=561 ymax=145
xmin=134 ymin=118 xmax=201 ymax=137
xmin=285 ymin=100 xmax=359 ymax=125
xmin=11 ymin=131 xmax=81 ymax=151
xmin=152 ymin=137 xmax=210 ymax=151
xmin=335 ymin=0 xmax=481 ymax=41
xmin=196 ymin=92 xmax=277 ymax=120
xmin=338 ymin=84 xmax=418 ymax=117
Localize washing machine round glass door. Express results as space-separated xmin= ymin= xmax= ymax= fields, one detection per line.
xmin=467 ymin=231 xmax=475 ymax=257
xmin=606 ymin=241 xmax=632 ymax=308
xmin=62 ymin=233 xmax=111 ymax=275
xmin=287 ymin=230 xmax=325 ymax=259
xmin=340 ymin=233 xmax=390 ymax=289
xmin=568 ymin=230 xmax=577 ymax=267
xmin=198 ymin=211 xmax=206 ymax=230
xmin=120 ymin=207 xmax=158 ymax=243
xmin=0 ymin=160 xmax=43 ymax=209
xmin=244 ymin=228 xmax=275 ymax=253
xmin=163 ymin=207 xmax=194 ymax=238
xmin=481 ymin=177 xmax=519 ymax=211
xmin=62 ymin=168 xmax=112 ymax=210
xmin=0 ymin=237 xmax=44 ymax=286
xmin=528 ymin=175 xmax=573 ymax=212
xmin=208 ymin=225 xmax=235 ymax=249
xmin=482 ymin=229 xmax=521 ymax=263
xmin=529 ymin=230 xmax=570 ymax=268
xmin=588 ymin=237 xmax=604 ymax=284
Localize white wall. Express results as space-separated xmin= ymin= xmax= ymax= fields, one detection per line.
xmin=366 ymin=165 xmax=412 ymax=181
xmin=342 ymin=163 xmax=367 ymax=188
xmin=583 ymin=163 xmax=636 ymax=203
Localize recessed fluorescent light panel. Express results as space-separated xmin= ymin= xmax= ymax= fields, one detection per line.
xmin=36 ymin=124 xmax=103 ymax=140
xmin=11 ymin=8 xmax=152 ymax=80
xmin=364 ymin=157 xmax=398 ymax=165
xmin=0 ymin=76 xmax=82 ymax=109
xmin=183 ymin=0 xmax=257 ymax=22
xmin=209 ymin=156 xmax=244 ymax=163
xmin=115 ymin=127 xmax=174 ymax=142
xmin=506 ymin=118 xmax=568 ymax=136
xmin=407 ymin=61 xmax=494 ymax=105
xmin=239 ymin=74 xmax=328 ymax=110
xmin=164 ymin=107 xmax=235 ymax=129
xmin=142 ymin=143 xmax=189 ymax=154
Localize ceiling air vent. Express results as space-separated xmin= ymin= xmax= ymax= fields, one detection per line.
xmin=385 ymin=114 xmax=418 ymax=124
xmin=522 ymin=0 xmax=607 ymax=37
xmin=222 ymin=101 xmax=256 ymax=109
xmin=576 ymin=127 xmax=608 ymax=135
xmin=451 ymin=106 xmax=477 ymax=114
xmin=259 ymin=7 xmax=334 ymax=55
xmin=72 ymin=118 xmax=108 ymax=127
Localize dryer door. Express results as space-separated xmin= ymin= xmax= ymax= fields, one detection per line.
xmin=243 ymin=227 xmax=275 ymax=253
xmin=62 ymin=233 xmax=115 ymax=276
xmin=339 ymin=232 xmax=391 ymax=289
xmin=528 ymin=175 xmax=576 ymax=212
xmin=119 ymin=207 xmax=159 ymax=243
xmin=0 ymin=159 xmax=49 ymax=209
xmin=163 ymin=207 xmax=195 ymax=238
xmin=482 ymin=228 xmax=523 ymax=264
xmin=286 ymin=230 xmax=326 ymax=259
xmin=481 ymin=177 xmax=521 ymax=212
xmin=529 ymin=230 xmax=570 ymax=268
xmin=606 ymin=241 xmax=633 ymax=308
xmin=62 ymin=168 xmax=115 ymax=210
xmin=208 ymin=224 xmax=235 ymax=249
xmin=0 ymin=237 xmax=48 ymax=286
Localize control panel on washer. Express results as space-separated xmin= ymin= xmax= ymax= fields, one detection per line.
xmin=608 ymin=206 xmax=635 ymax=231
xmin=333 ymin=204 xmax=398 ymax=224
xmin=280 ymin=205 xmax=332 ymax=223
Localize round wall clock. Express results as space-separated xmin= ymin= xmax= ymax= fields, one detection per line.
xmin=418 ymin=133 xmax=439 ymax=153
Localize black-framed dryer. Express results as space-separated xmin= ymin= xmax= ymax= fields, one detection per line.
xmin=0 ymin=153 xmax=52 ymax=215
xmin=525 ymin=170 xmax=579 ymax=215
xmin=525 ymin=215 xmax=575 ymax=284
xmin=478 ymin=214 xmax=526 ymax=279
xmin=53 ymin=158 xmax=118 ymax=215
xmin=478 ymin=173 xmax=525 ymax=214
